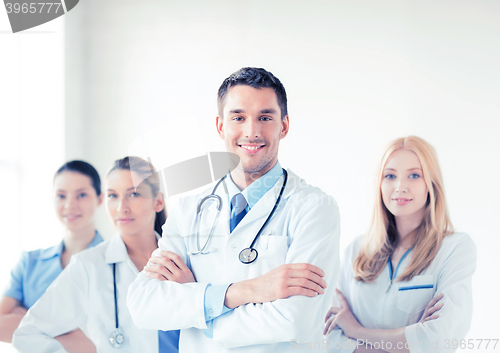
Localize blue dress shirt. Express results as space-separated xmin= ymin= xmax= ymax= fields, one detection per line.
xmin=202 ymin=161 xmax=284 ymax=337
xmin=3 ymin=231 xmax=103 ymax=309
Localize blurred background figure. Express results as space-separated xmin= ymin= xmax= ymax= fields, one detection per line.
xmin=12 ymin=157 xmax=179 ymax=353
xmin=0 ymin=160 xmax=104 ymax=351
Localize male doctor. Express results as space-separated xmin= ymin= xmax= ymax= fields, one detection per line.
xmin=127 ymin=67 xmax=341 ymax=352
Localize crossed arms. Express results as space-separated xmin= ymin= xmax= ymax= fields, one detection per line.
xmin=127 ymin=192 xmax=341 ymax=348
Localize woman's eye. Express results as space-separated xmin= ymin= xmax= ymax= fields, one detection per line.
xmin=56 ymin=194 xmax=65 ymax=199
xmin=409 ymin=173 xmax=421 ymax=179
xmin=384 ymin=174 xmax=396 ymax=179
xmin=130 ymin=192 xmax=140 ymax=197
xmin=78 ymin=193 xmax=87 ymax=198
xmin=107 ymin=194 xmax=117 ymax=199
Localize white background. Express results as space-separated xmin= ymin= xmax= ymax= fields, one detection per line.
xmin=1 ymin=1 xmax=499 ymax=352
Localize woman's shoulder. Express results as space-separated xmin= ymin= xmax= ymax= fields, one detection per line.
xmin=12 ymin=242 xmax=64 ymax=271
xmin=435 ymin=231 xmax=477 ymax=265
xmin=441 ymin=231 xmax=475 ymax=250
xmin=343 ymin=235 xmax=364 ymax=259
xmin=27 ymin=242 xmax=63 ymax=260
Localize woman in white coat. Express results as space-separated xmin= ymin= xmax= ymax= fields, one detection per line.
xmin=323 ymin=136 xmax=476 ymax=353
xmin=13 ymin=156 xmax=180 ymax=353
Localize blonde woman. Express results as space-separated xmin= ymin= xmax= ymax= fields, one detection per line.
xmin=13 ymin=157 xmax=179 ymax=353
xmin=324 ymin=136 xmax=476 ymax=353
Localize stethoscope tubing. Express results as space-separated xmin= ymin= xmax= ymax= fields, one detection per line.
xmin=190 ymin=176 xmax=228 ymax=255
xmin=247 ymin=169 xmax=288 ymax=250
xmin=109 ymin=263 xmax=124 ymax=348
xmin=192 ymin=169 xmax=288 ymax=264
xmin=112 ymin=263 xmax=119 ymax=329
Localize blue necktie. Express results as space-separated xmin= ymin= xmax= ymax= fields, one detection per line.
xmin=158 ymin=329 xmax=179 ymax=352
xmin=230 ymin=193 xmax=247 ymax=232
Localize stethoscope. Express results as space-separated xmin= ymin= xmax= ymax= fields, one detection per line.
xmin=109 ymin=263 xmax=125 ymax=348
xmin=189 ymin=168 xmax=288 ymax=264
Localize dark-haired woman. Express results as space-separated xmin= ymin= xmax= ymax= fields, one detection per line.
xmin=0 ymin=161 xmax=103 ymax=351
xmin=13 ymin=157 xmax=179 ymax=353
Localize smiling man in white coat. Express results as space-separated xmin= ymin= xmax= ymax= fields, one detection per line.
xmin=127 ymin=67 xmax=341 ymax=352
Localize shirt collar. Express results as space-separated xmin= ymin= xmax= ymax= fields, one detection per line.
xmin=226 ymin=161 xmax=283 ymax=210
xmin=40 ymin=230 xmax=103 ymax=260
xmin=88 ymin=230 xmax=104 ymax=247
xmin=39 ymin=241 xmax=64 ymax=260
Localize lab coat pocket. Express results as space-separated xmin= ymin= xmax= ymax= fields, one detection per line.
xmin=257 ymin=231 xmax=289 ymax=263
xmin=396 ymin=275 xmax=434 ymax=315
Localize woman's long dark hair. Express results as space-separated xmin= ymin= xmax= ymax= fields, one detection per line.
xmin=107 ymin=157 xmax=166 ymax=236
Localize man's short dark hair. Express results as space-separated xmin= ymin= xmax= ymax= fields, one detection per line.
xmin=217 ymin=67 xmax=288 ymax=119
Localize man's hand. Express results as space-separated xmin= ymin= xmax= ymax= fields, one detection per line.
xmin=144 ymin=251 xmax=196 ymax=284
xmin=224 ymin=263 xmax=327 ymax=309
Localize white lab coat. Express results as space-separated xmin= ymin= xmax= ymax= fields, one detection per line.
xmin=127 ymin=169 xmax=341 ymax=352
xmin=326 ymin=232 xmax=476 ymax=353
xmin=13 ymin=234 xmax=159 ymax=353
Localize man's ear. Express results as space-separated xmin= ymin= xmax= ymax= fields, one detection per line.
xmin=216 ymin=115 xmax=225 ymax=140
xmin=280 ymin=115 xmax=290 ymax=140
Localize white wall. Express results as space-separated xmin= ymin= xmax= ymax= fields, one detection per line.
xmin=0 ymin=9 xmax=65 ymax=353
xmin=2 ymin=0 xmax=499 ymax=350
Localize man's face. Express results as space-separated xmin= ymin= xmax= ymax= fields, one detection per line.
xmin=216 ymin=85 xmax=289 ymax=179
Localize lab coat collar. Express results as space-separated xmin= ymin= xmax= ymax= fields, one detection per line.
xmin=280 ymin=168 xmax=301 ymax=199
xmin=104 ymin=232 xmax=160 ymax=264
xmin=209 ymin=178 xmax=231 ymax=236
xmin=104 ymin=233 xmax=128 ymax=264
xmin=200 ymin=167 xmax=300 ymax=237
xmin=40 ymin=230 xmax=104 ymax=260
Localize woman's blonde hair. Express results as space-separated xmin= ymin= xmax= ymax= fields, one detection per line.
xmin=354 ymin=136 xmax=453 ymax=282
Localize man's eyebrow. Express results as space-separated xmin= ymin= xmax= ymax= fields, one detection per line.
xmin=228 ymin=108 xmax=278 ymax=115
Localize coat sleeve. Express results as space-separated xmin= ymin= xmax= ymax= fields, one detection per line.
xmin=212 ymin=192 xmax=341 ymax=349
xmin=404 ymin=234 xmax=477 ymax=353
xmin=127 ymin=199 xmax=210 ymax=331
xmin=12 ymin=256 xmax=89 ymax=353
xmin=325 ymin=239 xmax=359 ymax=353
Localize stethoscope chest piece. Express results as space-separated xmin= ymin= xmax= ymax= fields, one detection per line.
xmin=191 ymin=169 xmax=288 ymax=265
xmin=239 ymin=248 xmax=258 ymax=264
xmin=109 ymin=263 xmax=124 ymax=348
xmin=109 ymin=330 xmax=124 ymax=348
